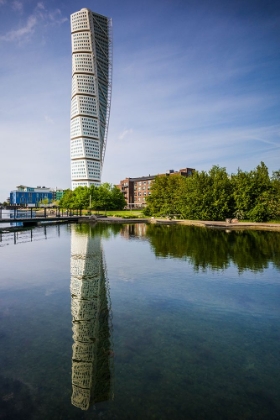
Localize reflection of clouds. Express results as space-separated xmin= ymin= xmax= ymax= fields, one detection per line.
xmin=70 ymin=227 xmax=112 ymax=410
xmin=116 ymin=268 xmax=136 ymax=283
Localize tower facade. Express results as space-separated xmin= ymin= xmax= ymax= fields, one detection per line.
xmin=70 ymin=9 xmax=112 ymax=189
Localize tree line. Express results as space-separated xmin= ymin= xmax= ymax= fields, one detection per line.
xmin=59 ymin=183 xmax=126 ymax=211
xmin=143 ymin=162 xmax=280 ymax=222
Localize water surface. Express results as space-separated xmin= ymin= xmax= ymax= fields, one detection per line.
xmin=0 ymin=223 xmax=279 ymax=419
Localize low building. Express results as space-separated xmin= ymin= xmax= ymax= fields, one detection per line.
xmin=10 ymin=185 xmax=54 ymax=206
xmin=118 ymin=168 xmax=195 ymax=208
xmin=53 ymin=189 xmax=65 ymax=202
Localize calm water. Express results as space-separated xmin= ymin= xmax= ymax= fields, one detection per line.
xmin=0 ymin=209 xmax=36 ymax=228
xmin=0 ymin=223 xmax=279 ymax=419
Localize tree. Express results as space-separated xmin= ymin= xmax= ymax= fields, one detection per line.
xmin=59 ymin=189 xmax=75 ymax=208
xmin=145 ymin=166 xmax=234 ymax=221
xmin=110 ymin=185 xmax=127 ymax=210
xmin=144 ymin=162 xmax=278 ymax=222
xmin=93 ymin=183 xmax=126 ymax=211
xmin=41 ymin=198 xmax=50 ymax=205
xmin=181 ymin=166 xmax=233 ymax=221
xmin=144 ymin=174 xmax=186 ymax=217
xmin=232 ymin=162 xmax=275 ymax=222
xmin=73 ymin=186 xmax=91 ymax=209
xmin=59 ymin=184 xmax=126 ymax=211
xmin=271 ymin=170 xmax=280 ymax=201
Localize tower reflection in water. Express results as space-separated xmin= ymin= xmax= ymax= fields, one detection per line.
xmin=70 ymin=225 xmax=113 ymax=410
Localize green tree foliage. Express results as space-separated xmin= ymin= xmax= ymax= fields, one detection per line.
xmin=41 ymin=198 xmax=50 ymax=205
xmin=181 ymin=166 xmax=234 ymax=220
xmin=232 ymin=162 xmax=280 ymax=222
xmin=144 ymin=162 xmax=280 ymax=222
xmin=143 ymin=175 xmax=185 ymax=217
xmin=59 ymin=189 xmax=75 ymax=208
xmin=144 ymin=166 xmax=234 ymax=221
xmin=271 ymin=170 xmax=280 ymax=218
xmin=59 ymin=184 xmax=126 ymax=211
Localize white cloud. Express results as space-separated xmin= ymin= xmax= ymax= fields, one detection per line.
xmin=0 ymin=15 xmax=37 ymax=42
xmin=0 ymin=2 xmax=67 ymax=43
xmin=36 ymin=2 xmax=45 ymax=10
xmin=118 ymin=129 xmax=133 ymax=141
xmin=34 ymin=3 xmax=68 ymax=25
xmin=47 ymin=8 xmax=68 ymax=25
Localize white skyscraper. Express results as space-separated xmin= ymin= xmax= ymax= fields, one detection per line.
xmin=70 ymin=9 xmax=112 ymax=189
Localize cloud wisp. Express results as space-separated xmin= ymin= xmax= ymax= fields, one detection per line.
xmin=0 ymin=15 xmax=37 ymax=42
xmin=0 ymin=1 xmax=67 ymax=43
xmin=118 ymin=129 xmax=133 ymax=141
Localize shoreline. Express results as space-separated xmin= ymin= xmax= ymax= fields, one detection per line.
xmin=78 ymin=216 xmax=280 ymax=232
xmin=1 ymin=216 xmax=280 ymax=233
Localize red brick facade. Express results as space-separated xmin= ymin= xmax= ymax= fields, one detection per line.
xmin=117 ymin=168 xmax=195 ymax=208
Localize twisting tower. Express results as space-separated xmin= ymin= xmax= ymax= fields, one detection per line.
xmin=70 ymin=9 xmax=112 ymax=189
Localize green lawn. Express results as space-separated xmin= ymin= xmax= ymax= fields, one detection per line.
xmin=83 ymin=209 xmax=148 ymax=218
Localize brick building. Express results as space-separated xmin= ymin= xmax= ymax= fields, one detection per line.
xmin=118 ymin=168 xmax=195 ymax=208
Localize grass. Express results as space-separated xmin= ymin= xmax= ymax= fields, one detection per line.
xmin=82 ymin=209 xmax=148 ymax=218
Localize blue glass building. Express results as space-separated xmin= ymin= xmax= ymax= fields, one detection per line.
xmin=10 ymin=186 xmax=53 ymax=206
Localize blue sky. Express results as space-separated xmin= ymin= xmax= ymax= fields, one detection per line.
xmin=0 ymin=0 xmax=279 ymax=201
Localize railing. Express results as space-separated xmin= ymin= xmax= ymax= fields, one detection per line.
xmin=0 ymin=207 xmax=83 ymax=221
xmin=0 ymin=224 xmax=62 ymax=246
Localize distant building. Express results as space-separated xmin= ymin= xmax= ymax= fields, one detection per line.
xmin=53 ymin=189 xmax=65 ymax=202
xmin=118 ymin=168 xmax=195 ymax=208
xmin=10 ymin=186 xmax=54 ymax=206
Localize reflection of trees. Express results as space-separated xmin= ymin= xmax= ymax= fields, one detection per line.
xmin=75 ymin=222 xmax=123 ymax=238
xmin=146 ymin=224 xmax=280 ymax=272
xmin=70 ymin=225 xmax=113 ymax=410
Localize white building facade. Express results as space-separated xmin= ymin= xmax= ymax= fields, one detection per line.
xmin=70 ymin=9 xmax=112 ymax=189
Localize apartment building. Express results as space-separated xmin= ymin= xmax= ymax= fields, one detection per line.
xmin=118 ymin=168 xmax=195 ymax=208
